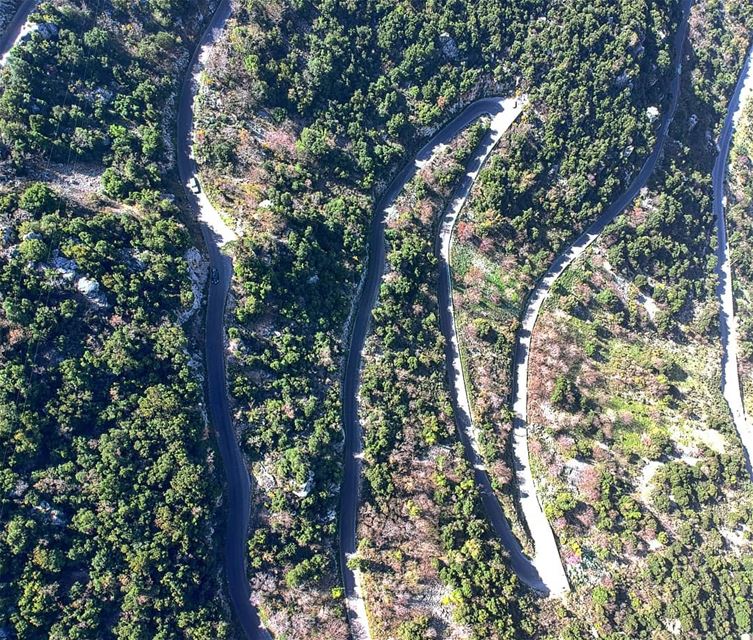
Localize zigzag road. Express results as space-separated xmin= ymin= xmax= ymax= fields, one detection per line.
xmin=342 ymin=0 xmax=692 ymax=622
xmin=507 ymin=0 xmax=691 ymax=596
xmin=340 ymin=97 xmax=526 ymax=638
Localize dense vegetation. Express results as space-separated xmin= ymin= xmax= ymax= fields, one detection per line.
xmin=193 ymin=0 xmax=701 ymax=631
xmin=0 ymin=1 xmax=235 ymax=637
xmin=353 ymin=123 xmax=531 ymax=638
xmin=0 ymin=184 xmax=229 ymax=638
xmin=2 ymin=0 xmax=752 ymax=636
xmin=195 ymin=0 xmax=554 ymax=632
xmin=0 ymin=0 xmax=24 ymax=34
xmin=0 ymin=0 xmax=214 ymax=198
xmin=451 ymin=0 xmax=677 ymax=539
xmin=512 ymin=0 xmax=753 ymax=635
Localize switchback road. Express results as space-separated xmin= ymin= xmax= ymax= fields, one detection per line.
xmin=341 ymin=97 xmax=534 ymax=637
xmin=509 ymin=0 xmax=691 ymax=596
xmin=434 ymin=99 xmax=566 ymax=593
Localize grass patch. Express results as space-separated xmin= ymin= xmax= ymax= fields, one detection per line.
xmin=451 ymin=242 xmax=474 ymax=280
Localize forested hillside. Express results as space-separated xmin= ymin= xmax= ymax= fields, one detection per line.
xmin=0 ymin=0 xmax=213 ymax=198
xmin=453 ymin=0 xmax=753 ymax=635
xmin=191 ymin=0 xmax=694 ymax=633
xmin=451 ymin=0 xmax=677 ymax=538
xmin=195 ymin=0 xmax=544 ymax=632
xmin=2 ymin=0 xmax=753 ymax=637
xmin=0 ymin=185 xmax=229 ymax=638
xmin=354 ymin=122 xmax=532 ymax=638
xmin=0 ymin=1 xmax=234 ymax=637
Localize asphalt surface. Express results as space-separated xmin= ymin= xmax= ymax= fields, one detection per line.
xmin=1 ymin=0 xmax=263 ymax=635
xmin=340 ymin=98 xmax=523 ymax=636
xmin=509 ymin=0 xmax=691 ymax=595
xmin=434 ymin=98 xmax=561 ymax=592
xmin=176 ymin=3 xmax=268 ymax=639
xmin=0 ymin=0 xmax=37 ymax=65
xmin=713 ymin=44 xmax=753 ymax=477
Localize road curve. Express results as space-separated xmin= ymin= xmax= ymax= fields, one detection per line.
xmin=713 ymin=44 xmax=753 ymax=476
xmin=340 ymin=97 xmax=528 ymax=638
xmin=435 ymin=98 xmax=561 ymax=593
xmin=0 ymin=0 xmax=38 ymax=66
xmin=509 ymin=0 xmax=691 ymax=596
xmin=176 ymin=3 xmax=267 ymax=639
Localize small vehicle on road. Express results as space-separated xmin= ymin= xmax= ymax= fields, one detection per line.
xmin=211 ymin=267 xmax=220 ymax=285
xmin=189 ymin=177 xmax=201 ymax=194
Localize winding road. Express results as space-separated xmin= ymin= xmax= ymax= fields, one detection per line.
xmin=342 ymin=0 xmax=693 ymax=615
xmin=2 ymin=0 xmax=261 ymax=635
xmin=508 ymin=0 xmax=691 ymax=595
xmin=176 ymin=2 xmax=267 ymax=639
xmin=713 ymin=44 xmax=753 ymax=476
xmin=340 ymin=97 xmax=526 ymax=638
xmin=8 ymin=0 xmax=744 ymax=632
xmin=0 ymin=0 xmax=37 ymax=66
xmin=435 ymin=99 xmax=562 ymax=593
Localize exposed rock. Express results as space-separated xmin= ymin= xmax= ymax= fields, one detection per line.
xmin=439 ymin=32 xmax=459 ymax=59
xmin=177 ymin=246 xmax=208 ymax=324
xmin=52 ymin=253 xmax=78 ymax=280
xmin=293 ymin=472 xmax=314 ymax=498
xmin=76 ymin=276 xmax=107 ymax=306
xmin=37 ymin=22 xmax=58 ymax=40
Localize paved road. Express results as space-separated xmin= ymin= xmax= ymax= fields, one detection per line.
xmin=434 ymin=98 xmax=561 ymax=592
xmin=340 ymin=97 xmax=534 ymax=637
xmin=713 ymin=44 xmax=753 ymax=477
xmin=176 ymin=3 xmax=267 ymax=639
xmin=0 ymin=0 xmax=37 ymax=66
xmin=1 ymin=0 xmax=262 ymax=634
xmin=509 ymin=0 xmax=691 ymax=596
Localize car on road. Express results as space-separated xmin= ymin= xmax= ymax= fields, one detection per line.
xmin=211 ymin=267 xmax=220 ymax=285
xmin=189 ymin=177 xmax=201 ymax=194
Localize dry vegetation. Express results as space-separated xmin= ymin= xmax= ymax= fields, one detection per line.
xmin=355 ymin=124 xmax=533 ymax=639
xmin=192 ymin=0 xmax=534 ymax=633
xmin=450 ymin=0 xmax=753 ymax=636
xmin=447 ymin=0 xmax=681 ymax=543
xmin=527 ymin=245 xmax=753 ymax=637
xmin=358 ymin=129 xmax=479 ymax=638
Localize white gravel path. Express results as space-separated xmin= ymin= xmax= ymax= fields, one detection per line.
xmin=186 ymin=11 xmax=237 ymax=246
xmin=713 ymin=45 xmax=753 ymax=475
